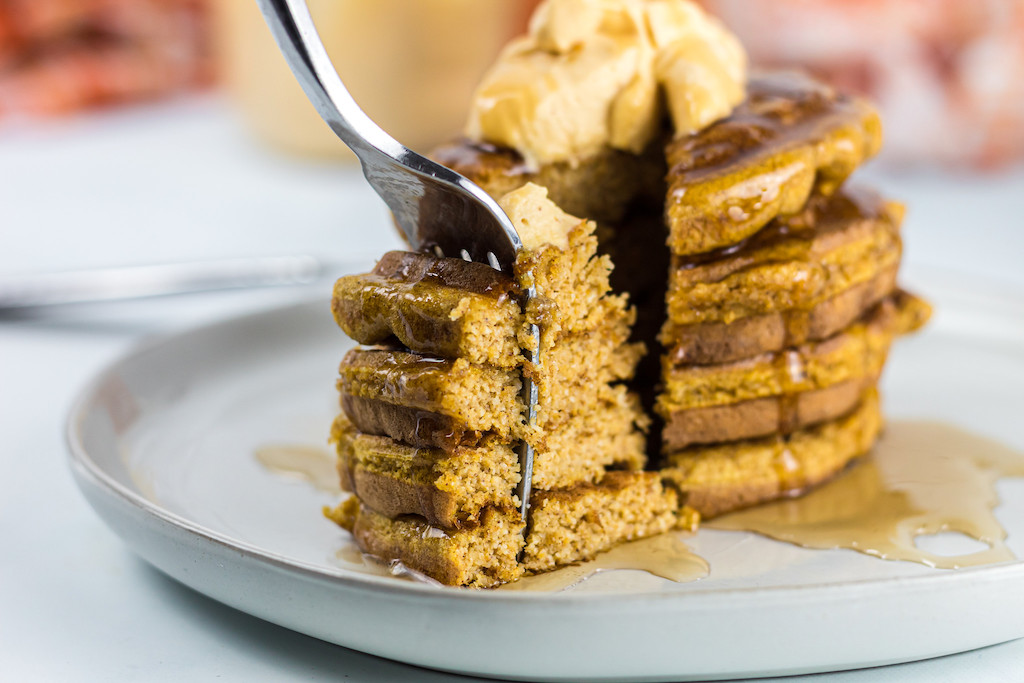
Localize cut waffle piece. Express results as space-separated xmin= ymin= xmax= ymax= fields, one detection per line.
xmin=327 ymin=183 xmax=658 ymax=587
xmin=326 ymin=471 xmax=682 ymax=588
xmin=331 ymin=416 xmax=521 ymax=529
xmin=332 ymin=251 xmax=522 ymax=368
xmin=333 ymin=396 xmax=650 ymax=528
xmin=326 ymin=497 xmax=526 ymax=589
xmin=337 ymin=347 xmax=524 ymax=445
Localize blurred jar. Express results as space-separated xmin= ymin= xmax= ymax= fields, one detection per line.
xmin=213 ymin=0 xmax=533 ymax=159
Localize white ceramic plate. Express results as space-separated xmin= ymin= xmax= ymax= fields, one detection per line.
xmin=67 ymin=271 xmax=1024 ymax=682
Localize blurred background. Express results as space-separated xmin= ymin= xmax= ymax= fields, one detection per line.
xmin=2 ymin=5 xmax=1023 ymax=678
xmin=0 ymin=0 xmax=1022 ymax=319
xmin=2 ymin=0 xmax=1022 ymax=163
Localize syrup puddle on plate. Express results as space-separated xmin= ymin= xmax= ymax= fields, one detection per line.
xmin=254 ymin=443 xmax=340 ymax=494
xmin=258 ymin=420 xmax=1024 ymax=589
xmin=334 ymin=545 xmax=444 ymax=586
xmin=499 ymin=533 xmax=709 ymax=592
xmin=709 ymin=421 xmax=1024 ymax=568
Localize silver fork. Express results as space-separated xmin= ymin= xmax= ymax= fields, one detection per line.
xmin=256 ymin=0 xmax=538 ymax=522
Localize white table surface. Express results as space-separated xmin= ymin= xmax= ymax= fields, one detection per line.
xmin=2 ymin=97 xmax=1023 ymax=682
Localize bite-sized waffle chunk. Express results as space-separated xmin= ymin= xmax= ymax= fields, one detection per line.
xmin=332 ymin=251 xmax=523 ymax=368
xmin=326 ymin=471 xmax=681 ymax=588
xmin=521 ymin=471 xmax=681 ymax=573
xmin=326 ymin=498 xmax=526 ymax=588
xmin=337 ymin=347 xmax=524 ymax=443
xmin=331 ymin=416 xmax=520 ymax=529
xmin=338 ymin=324 xmax=642 ymax=451
xmin=339 ymin=385 xmax=646 ymax=493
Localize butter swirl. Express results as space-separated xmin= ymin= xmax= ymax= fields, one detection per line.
xmin=465 ymin=0 xmax=747 ymax=167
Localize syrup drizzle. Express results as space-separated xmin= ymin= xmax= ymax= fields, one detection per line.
xmin=334 ymin=546 xmax=443 ymax=586
xmin=254 ymin=443 xmax=340 ymax=493
xmin=499 ymin=534 xmax=709 ymax=592
xmin=709 ymin=421 xmax=1024 ymax=569
xmin=261 ymin=421 xmax=1024 ymax=587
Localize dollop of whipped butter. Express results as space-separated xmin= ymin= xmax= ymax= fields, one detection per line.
xmin=465 ymin=0 xmax=747 ymax=168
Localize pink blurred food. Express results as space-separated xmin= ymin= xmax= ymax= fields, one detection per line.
xmin=0 ymin=0 xmax=210 ymax=118
xmin=698 ymin=0 xmax=1024 ymax=167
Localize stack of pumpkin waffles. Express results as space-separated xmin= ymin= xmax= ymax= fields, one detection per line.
xmin=324 ymin=0 xmax=930 ymax=587
xmin=650 ymin=73 xmax=930 ymax=517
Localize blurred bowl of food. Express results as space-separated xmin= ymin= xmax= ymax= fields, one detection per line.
xmin=697 ymin=0 xmax=1024 ymax=168
xmin=0 ymin=0 xmax=211 ymax=118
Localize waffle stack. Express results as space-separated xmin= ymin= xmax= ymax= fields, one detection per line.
xmin=435 ymin=73 xmax=929 ymax=523
xmin=325 ymin=185 xmax=685 ymax=587
xmin=321 ymin=2 xmax=931 ymax=587
xmin=653 ymin=73 xmax=929 ymax=517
